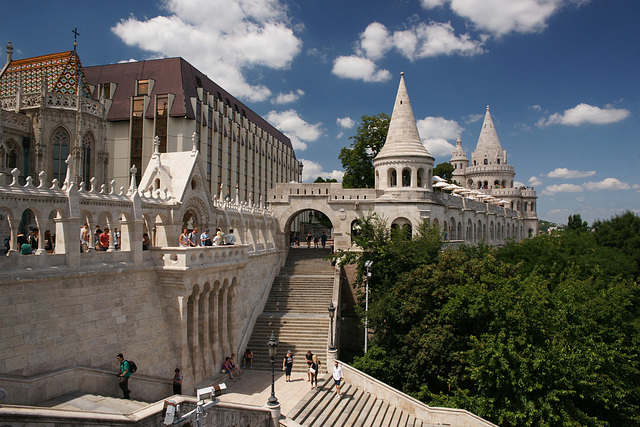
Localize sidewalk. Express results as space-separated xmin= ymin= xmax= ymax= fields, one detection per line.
xmin=216 ymin=367 xmax=329 ymax=418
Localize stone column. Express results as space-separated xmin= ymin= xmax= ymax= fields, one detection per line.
xmin=220 ymin=285 xmax=230 ymax=355
xmin=210 ymin=286 xmax=221 ymax=368
xmin=120 ymin=219 xmax=144 ymax=264
xmin=199 ymin=286 xmax=213 ymax=377
xmin=54 ymin=217 xmax=81 ymax=266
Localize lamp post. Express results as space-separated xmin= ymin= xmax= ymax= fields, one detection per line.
xmin=267 ymin=332 xmax=279 ymax=407
xmin=328 ymin=302 xmax=336 ymax=350
xmin=364 ymin=260 xmax=373 ymax=353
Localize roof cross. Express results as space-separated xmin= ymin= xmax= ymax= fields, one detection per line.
xmin=72 ymin=28 xmax=80 ymax=51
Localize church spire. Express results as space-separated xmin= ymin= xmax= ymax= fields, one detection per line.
xmin=374 ymin=72 xmax=432 ymax=161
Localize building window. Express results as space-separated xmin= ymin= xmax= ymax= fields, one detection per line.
xmin=137 ymin=80 xmax=150 ymax=96
xmin=52 ymin=127 xmax=70 ymax=183
xmin=131 ymin=96 xmax=144 ymax=184
xmin=82 ymin=131 xmax=94 ymax=188
xmin=155 ymin=95 xmax=168 ymax=152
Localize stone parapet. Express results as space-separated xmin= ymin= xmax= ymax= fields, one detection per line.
xmin=340 ymin=362 xmax=497 ymax=427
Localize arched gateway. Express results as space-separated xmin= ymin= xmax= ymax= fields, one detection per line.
xmin=269 ymin=73 xmax=536 ymax=250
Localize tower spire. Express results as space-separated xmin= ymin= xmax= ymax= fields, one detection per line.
xmin=374 ymin=72 xmax=431 ymax=161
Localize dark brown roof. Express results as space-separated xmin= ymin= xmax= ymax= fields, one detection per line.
xmin=84 ymin=57 xmax=293 ymax=153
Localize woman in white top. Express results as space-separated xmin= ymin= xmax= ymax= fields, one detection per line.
xmin=332 ymin=361 xmax=344 ymax=397
xmin=213 ymin=230 xmax=223 ymax=246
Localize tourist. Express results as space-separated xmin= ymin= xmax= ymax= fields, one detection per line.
xmin=283 ymin=350 xmax=293 ymax=382
xmin=113 ymin=227 xmax=121 ymax=250
xmin=116 ymin=353 xmax=131 ymax=399
xmin=172 ymin=368 xmax=183 ymax=395
xmin=142 ymin=233 xmax=150 ymax=250
xmin=306 ymin=232 xmax=312 ymax=248
xmin=333 ymin=360 xmax=344 ymax=397
xmin=29 ymin=227 xmax=39 ymax=252
xmin=321 ymin=232 xmax=327 ymax=249
xmin=242 ymin=348 xmax=253 ymax=368
xmin=293 ymin=232 xmax=299 ymax=247
xmin=200 ymin=229 xmax=212 ymax=246
xmin=306 ymin=350 xmax=314 ymax=382
xmin=179 ymin=228 xmax=189 ymax=247
xmin=213 ymin=229 xmax=223 ymax=246
xmin=99 ymin=227 xmax=110 ymax=251
xmin=188 ymin=227 xmax=198 ymax=247
xmin=310 ymin=354 xmax=320 ymax=390
xmin=222 ymin=357 xmax=236 ymax=382
xmin=225 ymin=228 xmax=236 ymax=245
xmin=94 ymin=225 xmax=102 ymax=251
xmin=80 ymin=223 xmax=90 ymax=253
xmin=313 ymin=235 xmax=319 ymax=249
xmin=230 ymin=353 xmax=242 ymax=377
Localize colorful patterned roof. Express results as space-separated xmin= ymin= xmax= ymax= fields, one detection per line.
xmin=0 ymin=51 xmax=92 ymax=98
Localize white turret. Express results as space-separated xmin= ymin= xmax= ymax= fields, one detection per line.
xmin=373 ymin=73 xmax=434 ymax=192
xmin=450 ymin=134 xmax=468 ymax=185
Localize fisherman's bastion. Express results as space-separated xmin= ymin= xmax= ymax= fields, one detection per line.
xmin=0 ymin=43 xmax=536 ymax=426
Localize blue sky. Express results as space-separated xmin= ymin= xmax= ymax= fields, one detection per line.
xmin=1 ymin=0 xmax=639 ymax=225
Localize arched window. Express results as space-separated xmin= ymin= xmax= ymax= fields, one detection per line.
xmin=388 ymin=169 xmax=397 ymax=187
xmin=7 ymin=148 xmax=17 ymax=169
xmin=82 ymin=131 xmax=94 ymax=188
xmin=402 ymin=169 xmax=411 ymax=187
xmin=52 ymin=127 xmax=70 ymax=183
xmin=484 ymin=158 xmax=488 ymax=165
xmin=417 ymin=168 xmax=424 ymax=187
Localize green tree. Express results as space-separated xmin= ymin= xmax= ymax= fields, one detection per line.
xmin=567 ymin=213 xmax=589 ymax=231
xmin=313 ymin=176 xmax=337 ymax=183
xmin=339 ymin=113 xmax=390 ymax=188
xmin=433 ymin=162 xmax=454 ymax=182
xmin=346 ymin=216 xmax=640 ymax=426
xmin=592 ymin=211 xmax=640 ymax=277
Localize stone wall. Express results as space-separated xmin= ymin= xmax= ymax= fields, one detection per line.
xmin=0 ymin=245 xmax=284 ymax=405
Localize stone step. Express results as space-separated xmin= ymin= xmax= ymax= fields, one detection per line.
xmin=355 ymin=396 xmax=384 ymax=427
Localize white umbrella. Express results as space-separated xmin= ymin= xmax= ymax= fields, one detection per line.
xmin=433 ymin=181 xmax=450 ymax=188
xmin=433 ymin=175 xmax=446 ymax=182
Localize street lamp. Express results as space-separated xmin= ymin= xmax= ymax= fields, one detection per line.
xmin=328 ymin=302 xmax=336 ymax=350
xmin=364 ymin=260 xmax=373 ymax=353
xmin=267 ymin=332 xmax=279 ymax=406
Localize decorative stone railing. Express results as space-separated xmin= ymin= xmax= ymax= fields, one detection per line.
xmin=0 ymin=93 xmax=104 ymax=117
xmin=465 ymin=164 xmax=515 ymax=174
xmin=0 ymin=109 xmax=30 ymax=132
xmin=157 ymin=245 xmax=250 ymax=270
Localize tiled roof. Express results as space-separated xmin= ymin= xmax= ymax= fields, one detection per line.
xmin=0 ymin=51 xmax=92 ymax=98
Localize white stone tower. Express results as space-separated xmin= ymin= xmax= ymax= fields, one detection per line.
xmin=464 ymin=106 xmax=515 ymax=190
xmin=450 ymin=134 xmax=468 ymax=185
xmin=373 ymin=73 xmax=434 ymax=194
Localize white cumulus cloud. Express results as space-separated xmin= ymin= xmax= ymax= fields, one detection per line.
xmin=529 ymin=176 xmax=543 ymax=187
xmin=582 ymin=178 xmax=633 ymax=191
xmin=336 ymin=117 xmax=356 ymax=129
xmin=421 ymin=0 xmax=573 ymax=37
xmin=300 ymin=159 xmax=344 ymax=183
xmin=416 ymin=116 xmax=463 ymax=156
xmin=546 ymin=168 xmax=596 ymax=178
xmin=332 ymin=56 xmax=392 ymax=82
xmin=393 ymin=21 xmax=485 ymax=60
xmin=265 ymin=109 xmax=323 ymax=151
xmin=537 ymin=103 xmax=631 ymax=127
xmin=542 ymin=177 xmax=639 ymax=195
xmin=271 ymin=89 xmax=305 ymax=105
xmin=111 ymin=0 xmax=302 ymax=102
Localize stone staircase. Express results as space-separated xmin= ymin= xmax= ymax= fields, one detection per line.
xmin=246 ymin=248 xmax=334 ymax=372
xmin=290 ymin=376 xmax=432 ymax=427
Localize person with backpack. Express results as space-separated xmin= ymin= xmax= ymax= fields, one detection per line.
xmin=117 ymin=353 xmax=132 ymax=399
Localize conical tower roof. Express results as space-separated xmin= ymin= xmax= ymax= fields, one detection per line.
xmin=374 ymin=73 xmax=432 ymax=161
xmin=450 ymin=134 xmax=468 ymax=162
xmin=475 ymin=106 xmax=503 ymax=151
